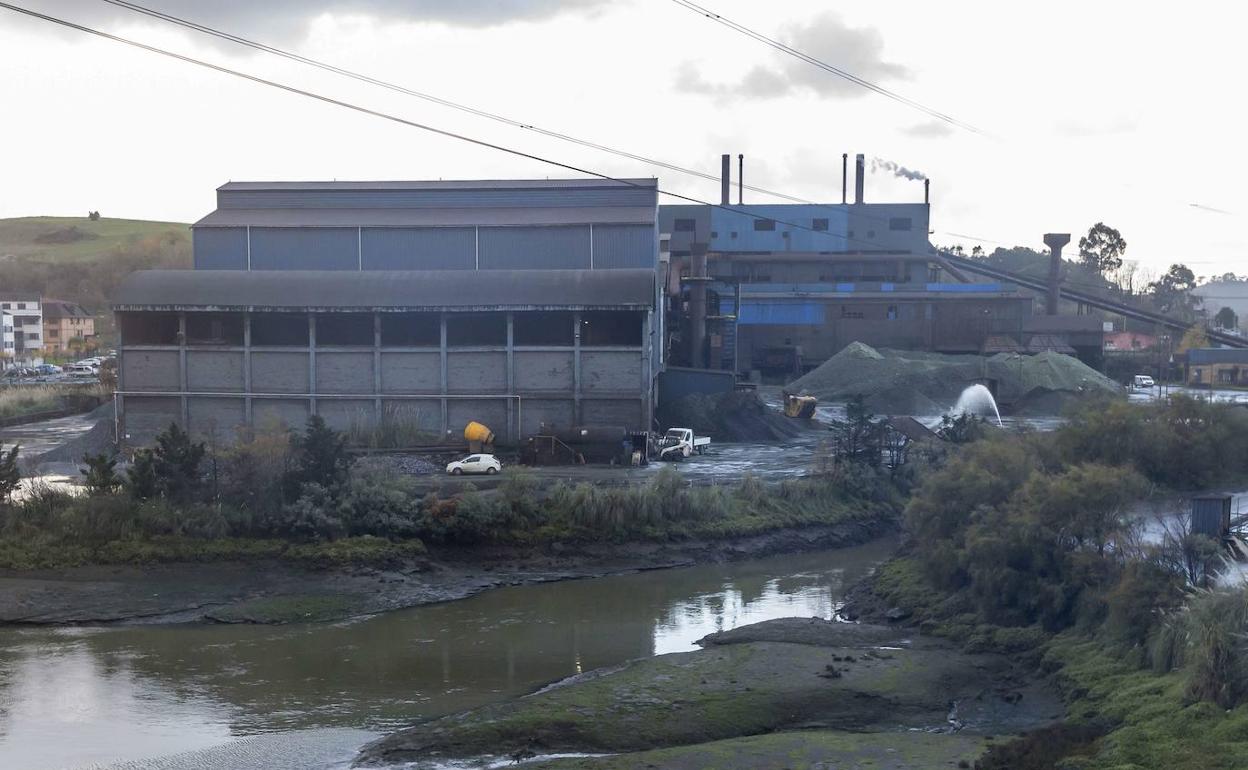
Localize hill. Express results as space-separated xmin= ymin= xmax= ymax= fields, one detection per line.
xmin=0 ymin=216 xmax=192 ymax=345
xmin=0 ymin=216 xmax=190 ymax=263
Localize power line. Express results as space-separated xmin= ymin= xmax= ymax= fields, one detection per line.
xmin=667 ymin=0 xmax=985 ymax=136
xmin=0 ymin=1 xmax=892 ymax=253
xmin=96 ymin=0 xmax=953 ymax=238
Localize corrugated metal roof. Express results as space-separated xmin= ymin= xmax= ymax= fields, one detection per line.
xmin=219 ymin=179 xmax=658 ymax=192
xmin=1189 ymin=347 xmax=1248 ymax=365
xmin=113 ymin=269 xmax=655 ymax=311
xmin=41 ymin=299 xmax=92 ymax=319
xmin=193 ymin=207 xmax=657 ymax=228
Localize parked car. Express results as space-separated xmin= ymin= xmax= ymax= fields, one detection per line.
xmin=64 ymin=364 xmax=98 ymax=378
xmin=446 ymin=453 xmax=502 ymax=475
xmin=32 ymin=364 xmax=62 ymax=375
xmin=1132 ymin=374 xmax=1155 ymax=389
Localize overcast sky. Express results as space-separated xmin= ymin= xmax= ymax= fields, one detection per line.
xmin=1 ymin=0 xmax=1245 ymax=278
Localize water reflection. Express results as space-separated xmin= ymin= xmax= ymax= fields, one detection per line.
xmin=0 ymin=539 xmax=893 ymax=769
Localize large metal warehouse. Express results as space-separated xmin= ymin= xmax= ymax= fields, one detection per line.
xmin=113 ymin=178 xmax=662 ymax=445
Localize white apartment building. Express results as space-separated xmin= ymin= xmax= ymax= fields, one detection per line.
xmin=0 ymin=297 xmax=43 ymax=364
xmin=1 ymin=310 xmax=14 ymax=364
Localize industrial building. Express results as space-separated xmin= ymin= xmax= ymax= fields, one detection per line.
xmin=1187 ymin=348 xmax=1248 ymax=387
xmin=659 ymin=155 xmax=1048 ymax=373
xmin=114 ymin=179 xmax=662 ymax=445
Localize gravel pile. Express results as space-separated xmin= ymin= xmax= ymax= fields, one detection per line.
xmin=791 ymin=341 xmax=1121 ymax=415
xmin=658 ymin=389 xmax=808 ymax=442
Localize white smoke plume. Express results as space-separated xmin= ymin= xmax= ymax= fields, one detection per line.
xmin=871 ymin=157 xmax=927 ymax=181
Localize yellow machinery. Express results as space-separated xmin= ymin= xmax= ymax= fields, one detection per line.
xmin=783 ymin=393 xmax=818 ymax=419
xmin=464 ymin=421 xmax=496 ymax=453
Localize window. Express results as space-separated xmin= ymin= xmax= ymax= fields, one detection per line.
xmin=251 ymin=313 xmax=309 ymax=346
xmin=867 ymin=230 xmax=876 ymax=238
xmin=812 ymin=218 xmax=829 ymax=231
xmin=119 ymin=312 xmax=179 ymax=345
xmin=674 ymin=218 xmax=696 ymax=232
xmin=730 ymin=231 xmax=738 ymax=239
xmin=887 ymin=305 xmax=898 ymax=320
xmin=753 ymin=219 xmax=776 ymax=231
xmin=514 ymin=311 xmax=574 ymax=346
xmin=316 ymin=313 xmax=373 ymax=346
xmin=446 ymin=313 xmax=506 ymax=346
xmin=1218 ymin=369 xmax=1237 ymax=383
xmin=186 ymin=313 xmax=244 ymax=346
xmin=47 ymin=329 xmax=59 ymax=339
xmin=889 ymin=217 xmax=913 ymax=231
xmin=464 ymin=456 xmax=480 ymax=464
xmin=581 ymin=310 xmax=643 ymax=346
xmin=381 ymin=313 xmax=440 ymax=346
xmin=781 ymin=232 xmax=790 ymax=239
xmin=0 ymin=303 xmax=8 ymax=310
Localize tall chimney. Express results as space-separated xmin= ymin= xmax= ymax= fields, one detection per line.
xmin=841 ymin=153 xmax=848 ymax=204
xmin=924 ymin=178 xmax=930 ymax=205
xmin=1042 ymin=233 xmax=1071 ymax=316
xmin=737 ymin=154 xmax=744 ymax=205
xmin=854 ymin=153 xmax=865 ymax=204
xmin=720 ymin=154 xmax=730 ymax=206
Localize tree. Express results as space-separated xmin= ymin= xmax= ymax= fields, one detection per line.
xmin=81 ymin=452 xmax=121 ymax=496
xmin=0 ymin=444 xmax=20 ymax=503
xmin=126 ymin=448 xmax=157 ymax=501
xmin=283 ymin=415 xmax=353 ymax=500
xmin=1178 ymin=324 xmax=1210 ymax=354
xmin=1149 ymin=263 xmax=1200 ymax=318
xmin=970 ymin=245 xmax=985 ymax=258
xmin=1214 ymin=306 xmax=1239 ymax=330
xmin=150 ymin=423 xmax=206 ymax=502
xmin=1078 ymin=222 xmax=1127 ymax=276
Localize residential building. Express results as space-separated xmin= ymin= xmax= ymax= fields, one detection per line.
xmin=1187 ymin=348 xmax=1248 ymax=387
xmin=0 ymin=296 xmax=43 ymax=363
xmin=114 ymin=178 xmax=661 ymax=445
xmin=41 ymin=299 xmax=96 ymax=353
xmin=1 ymin=310 xmax=14 ymax=366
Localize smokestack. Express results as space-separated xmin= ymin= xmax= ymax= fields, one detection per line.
xmin=924 ymin=178 xmax=930 ymax=205
xmin=841 ymin=153 xmax=848 ymax=204
xmin=720 ymin=154 xmax=730 ymax=206
xmin=737 ymin=154 xmax=743 ymax=205
xmin=1042 ymin=233 xmax=1071 ymax=316
xmin=854 ymin=153 xmax=865 ymax=204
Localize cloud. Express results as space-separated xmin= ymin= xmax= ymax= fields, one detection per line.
xmin=676 ymin=12 xmax=909 ymax=100
xmin=35 ymin=1 xmax=610 ymax=39
xmin=902 ymin=120 xmax=954 ymax=139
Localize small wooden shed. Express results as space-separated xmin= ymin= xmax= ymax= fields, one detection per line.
xmin=1191 ymin=495 xmax=1233 ymax=539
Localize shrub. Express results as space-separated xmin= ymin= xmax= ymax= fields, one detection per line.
xmin=283 ymin=415 xmax=353 ymax=500
xmin=81 ymin=452 xmax=121 ymax=496
xmin=0 ymin=444 xmax=19 ymax=502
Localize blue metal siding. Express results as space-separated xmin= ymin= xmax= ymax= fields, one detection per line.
xmin=1189 ymin=348 xmax=1248 ymax=365
xmin=478 ymin=226 xmax=590 ymax=270
xmin=710 ymin=205 xmax=851 ymax=252
xmin=249 ymin=227 xmax=358 ymax=271
xmin=219 ymin=188 xmax=656 ymax=210
xmin=193 ymin=227 xmax=248 ymax=270
xmin=361 ymin=227 xmax=475 ymax=270
xmin=592 ymin=225 xmax=655 ymax=268
xmin=738 ymin=302 xmax=824 ymax=325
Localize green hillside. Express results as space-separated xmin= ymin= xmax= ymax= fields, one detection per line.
xmin=0 ymin=216 xmax=190 ymax=263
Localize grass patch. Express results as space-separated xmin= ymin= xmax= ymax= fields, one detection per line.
xmin=0 ymin=383 xmax=109 ymax=420
xmin=0 ymin=216 xmax=189 ymax=263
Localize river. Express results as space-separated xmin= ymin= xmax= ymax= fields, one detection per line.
xmin=0 ymin=539 xmax=894 ymax=770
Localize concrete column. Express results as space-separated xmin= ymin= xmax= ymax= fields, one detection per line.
xmin=308 ymin=313 xmax=317 ymax=416
xmin=243 ymin=312 xmax=252 ymax=426
xmin=439 ymin=313 xmax=448 ymax=438
xmin=506 ymin=312 xmax=515 ymax=443
xmin=641 ymin=310 xmax=653 ymax=428
xmin=178 ymin=312 xmax=188 ymax=427
xmin=373 ymin=312 xmax=382 ymax=424
xmin=573 ymin=311 xmax=582 ymax=425
xmin=1043 ymin=233 xmax=1071 ymax=316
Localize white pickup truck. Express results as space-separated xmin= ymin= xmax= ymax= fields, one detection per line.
xmin=657 ymin=427 xmax=711 ymax=461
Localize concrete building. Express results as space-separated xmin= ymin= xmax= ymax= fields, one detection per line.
xmin=114 ymin=179 xmax=662 ymax=445
xmin=41 ymin=299 xmax=96 ymax=354
xmin=0 ymin=297 xmax=43 ymax=364
xmin=659 ymin=155 xmax=1033 ymax=372
xmin=1 ymin=310 xmax=14 ymax=366
xmin=1187 ymin=348 xmax=1248 ymax=387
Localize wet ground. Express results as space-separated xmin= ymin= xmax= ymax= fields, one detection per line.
xmin=0 ymin=543 xmax=895 ymax=770
xmin=0 ymin=411 xmax=97 ymax=461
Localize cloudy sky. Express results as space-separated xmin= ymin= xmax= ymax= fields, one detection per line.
xmin=1 ymin=0 xmax=1245 ymax=277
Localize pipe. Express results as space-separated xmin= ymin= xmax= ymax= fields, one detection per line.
xmin=737 ymin=153 xmax=743 ymax=205
xmin=720 ymin=154 xmax=730 ymax=205
xmin=924 ymin=178 xmax=930 ymax=205
xmin=841 ymin=153 xmax=848 ymax=204
xmin=854 ymin=153 xmax=865 ymax=204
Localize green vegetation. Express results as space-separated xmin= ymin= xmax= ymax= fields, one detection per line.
xmin=0 ymin=383 xmax=109 ymax=420
xmin=0 ymin=417 xmax=899 ymax=570
xmin=0 ymin=215 xmax=190 ymax=342
xmin=868 ymin=394 xmax=1248 ymax=768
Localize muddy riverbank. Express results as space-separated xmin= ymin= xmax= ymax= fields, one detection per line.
xmin=0 ymin=518 xmax=895 ymax=626
xmin=358 ymin=616 xmax=1062 ymax=769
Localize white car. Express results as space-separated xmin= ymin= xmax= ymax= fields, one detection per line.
xmin=446 ymin=453 xmax=501 ymax=476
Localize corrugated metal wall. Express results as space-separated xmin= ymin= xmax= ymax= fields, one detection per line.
xmin=219 ymin=187 xmax=656 ymax=210
xmin=738 ymin=302 xmax=825 ymax=325
xmin=361 ymin=227 xmax=475 ymax=270
xmin=250 ymin=227 xmax=358 ymax=270
xmin=592 ymin=225 xmax=656 ymax=268
xmin=194 ymin=227 xmax=248 ymax=270
xmin=478 ymin=226 xmax=590 ymax=269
